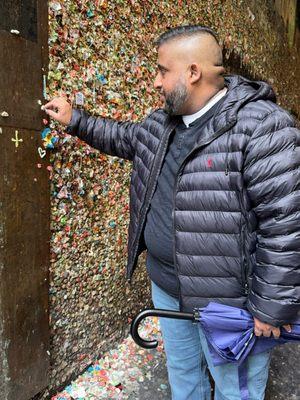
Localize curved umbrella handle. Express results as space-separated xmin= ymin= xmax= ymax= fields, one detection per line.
xmin=130 ymin=308 xmax=197 ymax=349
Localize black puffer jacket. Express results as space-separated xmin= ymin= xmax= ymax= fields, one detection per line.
xmin=66 ymin=75 xmax=300 ymax=326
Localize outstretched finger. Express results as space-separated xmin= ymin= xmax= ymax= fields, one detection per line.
xmin=43 ymin=97 xmax=62 ymax=110
xmin=44 ymin=108 xmax=59 ymax=119
xmin=43 ymin=100 xmax=57 ymax=111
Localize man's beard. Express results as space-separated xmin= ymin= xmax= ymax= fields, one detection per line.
xmin=163 ymin=80 xmax=188 ymax=115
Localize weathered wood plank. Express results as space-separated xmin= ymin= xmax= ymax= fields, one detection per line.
xmin=0 ymin=126 xmax=50 ymax=400
xmin=0 ymin=1 xmax=49 ymax=398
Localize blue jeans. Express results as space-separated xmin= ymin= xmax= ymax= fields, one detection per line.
xmin=151 ymin=282 xmax=271 ymax=400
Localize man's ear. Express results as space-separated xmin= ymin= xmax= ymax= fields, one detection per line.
xmin=190 ymin=63 xmax=201 ymax=83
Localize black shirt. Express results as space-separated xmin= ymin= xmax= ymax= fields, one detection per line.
xmin=143 ymin=100 xmax=223 ymax=297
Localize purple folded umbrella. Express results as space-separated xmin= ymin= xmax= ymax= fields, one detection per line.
xmin=130 ymin=302 xmax=300 ymax=400
xmin=198 ymin=302 xmax=300 ymax=366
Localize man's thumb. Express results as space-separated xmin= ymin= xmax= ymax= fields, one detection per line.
xmin=283 ymin=324 xmax=292 ymax=333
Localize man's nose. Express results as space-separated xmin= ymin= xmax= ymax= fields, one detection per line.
xmin=154 ymin=74 xmax=162 ymax=90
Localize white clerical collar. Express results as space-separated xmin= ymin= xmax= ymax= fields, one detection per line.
xmin=182 ymin=87 xmax=228 ymax=127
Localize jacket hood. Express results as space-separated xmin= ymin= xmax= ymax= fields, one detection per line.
xmin=216 ymin=75 xmax=277 ymax=128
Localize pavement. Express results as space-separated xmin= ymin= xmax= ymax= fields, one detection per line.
xmin=127 ymin=354 xmax=171 ymax=400
xmin=52 ymin=317 xmax=172 ymax=400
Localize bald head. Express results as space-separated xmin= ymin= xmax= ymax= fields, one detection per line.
xmin=156 ymin=25 xmax=223 ymax=64
xmin=154 ymin=27 xmax=226 ymax=115
xmin=159 ymin=33 xmax=223 ymax=67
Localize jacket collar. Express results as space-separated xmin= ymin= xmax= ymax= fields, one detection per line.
xmin=197 ymin=74 xmax=276 ymax=144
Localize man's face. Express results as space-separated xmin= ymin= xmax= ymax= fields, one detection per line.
xmin=154 ymin=42 xmax=189 ymax=115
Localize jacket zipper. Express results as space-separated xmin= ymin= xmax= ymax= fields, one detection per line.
xmin=127 ymin=119 xmax=179 ymax=281
xmin=240 ymin=223 xmax=249 ymax=294
xmin=236 ymin=181 xmax=250 ymax=294
xmin=172 ymin=120 xmax=236 ymax=310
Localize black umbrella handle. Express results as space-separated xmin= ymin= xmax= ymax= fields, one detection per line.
xmin=130 ymin=308 xmax=198 ymax=349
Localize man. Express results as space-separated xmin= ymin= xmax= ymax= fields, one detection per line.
xmin=44 ymin=25 xmax=300 ymax=400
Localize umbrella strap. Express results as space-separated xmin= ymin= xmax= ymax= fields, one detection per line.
xmin=238 ymin=363 xmax=249 ymax=400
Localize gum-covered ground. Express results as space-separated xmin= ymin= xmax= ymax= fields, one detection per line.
xmin=52 ymin=317 xmax=171 ymax=399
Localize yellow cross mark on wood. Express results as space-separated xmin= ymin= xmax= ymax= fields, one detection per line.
xmin=11 ymin=130 xmax=23 ymax=148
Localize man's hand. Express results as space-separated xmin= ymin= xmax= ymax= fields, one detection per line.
xmin=254 ymin=317 xmax=291 ymax=339
xmin=42 ymin=97 xmax=72 ymax=126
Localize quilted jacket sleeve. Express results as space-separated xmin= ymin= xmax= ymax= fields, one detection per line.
xmin=65 ymin=109 xmax=141 ymax=161
xmin=243 ymin=108 xmax=300 ymax=326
